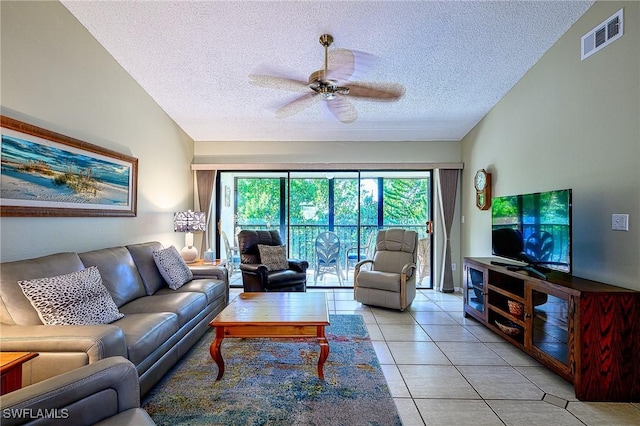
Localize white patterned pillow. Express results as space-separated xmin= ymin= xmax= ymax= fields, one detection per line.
xmin=153 ymin=245 xmax=193 ymax=290
xmin=258 ymin=244 xmax=289 ymax=271
xmin=18 ymin=266 xmax=124 ymax=325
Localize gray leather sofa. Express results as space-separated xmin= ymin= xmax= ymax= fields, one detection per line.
xmin=0 ymin=356 xmax=155 ymax=425
xmin=0 ymin=241 xmax=228 ymax=396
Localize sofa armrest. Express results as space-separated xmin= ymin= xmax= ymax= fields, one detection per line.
xmin=401 ymin=262 xmax=417 ymax=278
xmin=188 ymin=264 xmax=228 ymax=283
xmin=287 ymin=259 xmax=309 ymax=273
xmin=0 ymin=324 xmax=127 ymax=362
xmin=0 ymin=356 xmax=154 ymax=426
xmin=354 ymin=259 xmax=374 ymax=274
xmin=239 ymin=263 xmax=268 ymax=274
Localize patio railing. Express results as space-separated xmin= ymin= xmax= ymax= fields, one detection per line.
xmin=236 ymin=224 xmax=427 ymax=269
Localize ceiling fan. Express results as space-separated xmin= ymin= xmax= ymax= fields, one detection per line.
xmin=249 ymin=34 xmax=405 ymax=124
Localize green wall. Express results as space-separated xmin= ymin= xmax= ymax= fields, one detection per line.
xmin=461 ymin=1 xmax=639 ymax=290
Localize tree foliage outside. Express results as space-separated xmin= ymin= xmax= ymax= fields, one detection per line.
xmin=290 ymin=178 xmax=329 ymax=224
xmin=235 ymin=176 xmax=429 ymax=228
xmin=383 ymin=179 xmax=428 ymax=225
xmin=236 ymin=178 xmax=281 ymax=225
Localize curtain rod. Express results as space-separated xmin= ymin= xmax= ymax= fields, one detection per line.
xmin=191 ymin=162 xmax=463 ymax=171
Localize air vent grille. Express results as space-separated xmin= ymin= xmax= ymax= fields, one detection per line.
xmin=581 ymin=9 xmax=624 ymax=61
xmin=607 ymin=16 xmax=620 ymax=39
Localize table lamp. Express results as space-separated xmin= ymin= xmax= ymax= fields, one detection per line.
xmin=173 ymin=210 xmax=206 ymax=263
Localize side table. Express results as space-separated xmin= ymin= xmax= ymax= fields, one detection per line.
xmin=1 ymin=352 xmax=39 ymax=395
xmin=188 ymin=259 xmax=227 ymax=267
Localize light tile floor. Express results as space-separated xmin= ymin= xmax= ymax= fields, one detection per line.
xmin=227 ymin=285 xmax=640 ymax=425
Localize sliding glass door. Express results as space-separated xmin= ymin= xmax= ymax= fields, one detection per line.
xmin=236 ymin=175 xmax=287 ymax=237
xmin=218 ymin=170 xmax=433 ymax=288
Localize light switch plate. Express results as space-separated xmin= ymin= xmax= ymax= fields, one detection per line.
xmin=612 ymin=214 xmax=629 ymax=231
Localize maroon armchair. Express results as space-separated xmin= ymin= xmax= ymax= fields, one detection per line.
xmin=237 ymin=230 xmax=308 ymax=292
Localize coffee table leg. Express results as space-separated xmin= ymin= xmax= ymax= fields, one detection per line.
xmin=317 ymin=326 xmax=329 ymax=380
xmin=210 ymin=327 xmax=225 ymax=380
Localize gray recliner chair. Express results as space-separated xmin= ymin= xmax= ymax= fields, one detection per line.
xmin=353 ymin=229 xmax=418 ymax=311
xmin=0 ymin=356 xmax=155 ymax=426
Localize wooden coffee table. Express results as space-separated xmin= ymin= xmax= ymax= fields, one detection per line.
xmin=209 ymin=292 xmax=330 ymax=380
xmin=1 ymin=352 xmax=39 ymax=395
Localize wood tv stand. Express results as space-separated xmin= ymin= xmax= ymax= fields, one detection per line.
xmin=463 ymin=257 xmax=639 ymax=402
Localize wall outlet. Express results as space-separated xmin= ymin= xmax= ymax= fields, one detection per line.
xmin=452 ymin=263 xmax=457 ymax=271
xmin=612 ymin=214 xmax=629 ymax=231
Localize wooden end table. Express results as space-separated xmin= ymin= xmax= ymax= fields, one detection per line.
xmin=188 ymin=259 xmax=226 ymax=267
xmin=1 ymin=352 xmax=38 ymax=395
xmin=209 ymin=292 xmax=330 ymax=380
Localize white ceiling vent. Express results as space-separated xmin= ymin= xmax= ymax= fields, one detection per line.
xmin=581 ymin=9 xmax=624 ymax=61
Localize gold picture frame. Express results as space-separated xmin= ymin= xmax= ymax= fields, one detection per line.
xmin=1 ymin=116 xmax=138 ymax=217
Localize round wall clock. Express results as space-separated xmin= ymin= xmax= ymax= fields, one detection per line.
xmin=474 ymin=169 xmax=492 ymax=210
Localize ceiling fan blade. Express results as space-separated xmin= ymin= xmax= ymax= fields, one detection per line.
xmin=326 ymin=96 xmax=358 ymax=124
xmin=345 ymin=82 xmax=406 ymax=101
xmin=276 ymin=93 xmax=322 ymax=118
xmin=249 ymin=74 xmax=309 ymax=92
xmin=327 ymin=49 xmax=377 ymax=83
xmin=325 ymin=48 xmax=355 ymax=82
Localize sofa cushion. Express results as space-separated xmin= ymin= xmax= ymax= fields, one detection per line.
xmin=17 ymin=266 xmax=124 ymax=325
xmin=111 ymin=313 xmax=178 ymax=366
xmin=355 ymin=270 xmax=400 ymax=292
xmin=152 ymin=246 xmax=193 ymax=290
xmin=0 ymin=252 xmax=86 ymax=325
xmin=127 ymin=241 xmax=166 ymax=295
xmin=79 ymin=247 xmax=147 ymax=307
xmin=153 ymin=278 xmax=226 ymax=305
xmin=258 ymin=244 xmax=289 ymax=271
xmin=266 ymin=269 xmax=308 ymax=290
xmin=119 ymin=292 xmax=206 ymax=328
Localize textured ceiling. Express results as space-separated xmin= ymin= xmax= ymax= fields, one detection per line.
xmin=61 ymin=1 xmax=594 ymax=142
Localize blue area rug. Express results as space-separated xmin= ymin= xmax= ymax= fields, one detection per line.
xmin=142 ymin=314 xmax=401 ymax=425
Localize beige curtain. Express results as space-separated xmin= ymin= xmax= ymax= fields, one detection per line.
xmin=437 ymin=169 xmax=459 ymax=293
xmin=196 ymin=170 xmax=216 ymax=255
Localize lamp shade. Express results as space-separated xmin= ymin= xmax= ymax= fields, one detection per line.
xmin=173 ymin=210 xmax=206 ymax=233
xmin=173 ymin=210 xmax=206 ymax=263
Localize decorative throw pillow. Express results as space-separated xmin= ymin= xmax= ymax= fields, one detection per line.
xmin=153 ymin=245 xmax=193 ymax=290
xmin=18 ymin=266 xmax=124 ymax=325
xmin=258 ymin=244 xmax=289 ymax=271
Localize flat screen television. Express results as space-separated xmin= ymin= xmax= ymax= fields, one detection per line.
xmin=492 ymin=189 xmax=572 ymax=275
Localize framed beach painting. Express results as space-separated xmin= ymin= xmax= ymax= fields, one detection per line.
xmin=1 ymin=116 xmax=138 ymax=217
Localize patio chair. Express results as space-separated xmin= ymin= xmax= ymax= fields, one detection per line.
xmin=345 ymin=230 xmax=377 ymax=278
xmin=221 ymin=230 xmax=240 ymax=276
xmin=314 ymin=231 xmax=343 ymax=286
xmin=354 ymin=228 xmax=418 ymax=310
xmin=237 ymin=229 xmax=308 ymax=292
xmin=416 ymin=237 xmax=431 ymax=285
